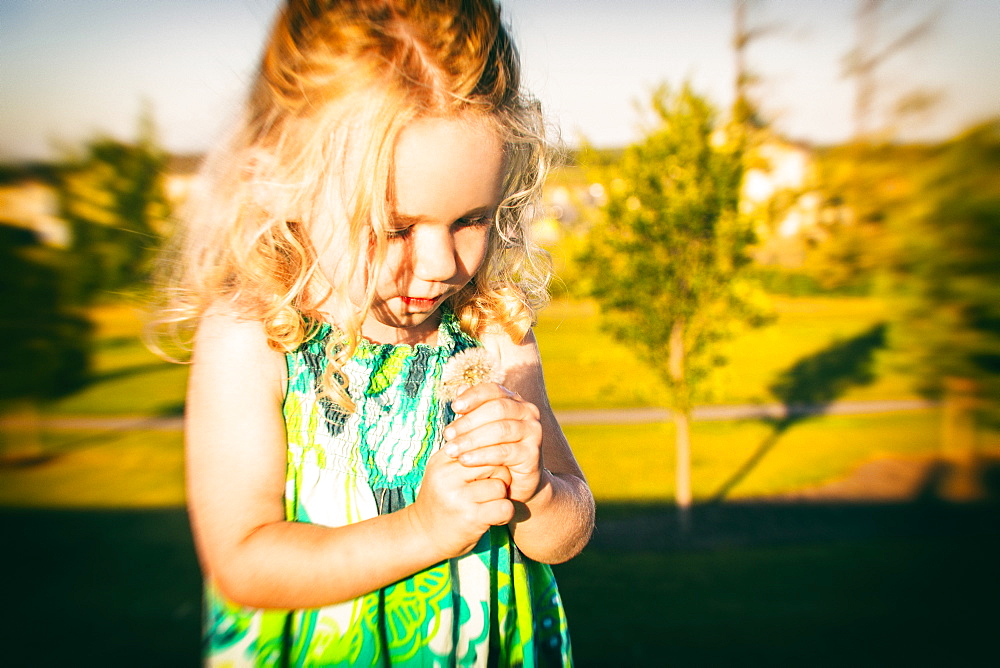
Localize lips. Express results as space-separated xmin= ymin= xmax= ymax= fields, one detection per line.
xmin=400 ymin=296 xmax=440 ymax=311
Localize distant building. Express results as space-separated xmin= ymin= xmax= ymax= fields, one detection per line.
xmin=164 ymin=153 xmax=203 ymax=206
xmin=0 ymin=180 xmax=67 ymax=247
xmin=742 ymin=136 xmax=819 ymax=237
xmin=0 ymin=154 xmax=203 ymax=248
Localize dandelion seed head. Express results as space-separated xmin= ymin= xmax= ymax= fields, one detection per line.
xmin=439 ymin=348 xmax=504 ymax=402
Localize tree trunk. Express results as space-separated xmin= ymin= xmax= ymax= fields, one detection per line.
xmin=673 ymin=409 xmax=692 ymax=532
xmin=0 ymin=399 xmax=45 ymax=464
xmin=668 ymin=320 xmax=692 ymax=530
xmin=939 ymin=376 xmax=981 ymax=501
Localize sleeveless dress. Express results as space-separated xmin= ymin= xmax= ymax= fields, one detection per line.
xmin=202 ymin=309 xmax=573 ymax=666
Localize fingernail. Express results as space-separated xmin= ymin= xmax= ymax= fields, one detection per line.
xmin=445 ymin=443 xmax=458 ymax=457
xmin=452 ymin=400 xmax=466 ymax=413
xmin=444 ymin=426 xmax=456 ymax=440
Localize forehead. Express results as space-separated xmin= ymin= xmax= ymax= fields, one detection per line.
xmin=391 ymin=116 xmax=506 ymax=220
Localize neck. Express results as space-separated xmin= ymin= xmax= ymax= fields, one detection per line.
xmin=359 ymin=312 xmax=442 ymax=347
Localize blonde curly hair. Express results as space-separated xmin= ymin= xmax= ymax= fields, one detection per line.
xmin=149 ymin=0 xmax=552 ymax=412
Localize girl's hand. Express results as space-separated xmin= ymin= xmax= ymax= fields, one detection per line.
xmin=443 ymin=383 xmax=544 ymax=504
xmin=409 ymin=447 xmax=514 ymax=560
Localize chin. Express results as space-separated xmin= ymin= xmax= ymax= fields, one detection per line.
xmin=364 ymin=309 xmax=439 ymax=343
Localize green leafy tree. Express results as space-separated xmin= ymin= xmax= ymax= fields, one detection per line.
xmin=887 ymin=120 xmax=1000 ymax=444
xmin=803 ymin=0 xmax=940 ymax=295
xmin=0 ymin=224 xmax=92 ymax=461
xmin=805 ymin=142 xmax=938 ymax=294
xmin=55 ymin=113 xmax=171 ymax=304
xmin=579 ymin=85 xmax=771 ymax=523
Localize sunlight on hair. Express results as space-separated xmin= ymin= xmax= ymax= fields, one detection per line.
xmin=148 ymin=0 xmax=553 ymax=412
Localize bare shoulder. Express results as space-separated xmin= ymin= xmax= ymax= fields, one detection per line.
xmin=195 ymin=304 xmax=274 ymax=353
xmin=190 ymin=306 xmax=286 ymax=400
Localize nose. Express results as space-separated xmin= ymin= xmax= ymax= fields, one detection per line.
xmin=412 ymin=227 xmax=457 ymax=282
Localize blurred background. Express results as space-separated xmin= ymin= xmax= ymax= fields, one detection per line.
xmin=1 ymin=0 xmax=998 ymax=665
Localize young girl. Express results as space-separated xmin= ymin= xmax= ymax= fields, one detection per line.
xmin=154 ymin=0 xmax=594 ymax=665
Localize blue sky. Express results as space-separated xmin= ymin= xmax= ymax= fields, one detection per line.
xmin=1 ymin=0 xmax=997 ymax=161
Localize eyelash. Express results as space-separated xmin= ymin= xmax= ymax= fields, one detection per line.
xmin=385 ymin=216 xmax=491 ymax=240
xmin=456 ymin=215 xmax=492 ymax=229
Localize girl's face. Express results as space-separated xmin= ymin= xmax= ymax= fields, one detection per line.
xmin=362 ymin=115 xmax=505 ymax=345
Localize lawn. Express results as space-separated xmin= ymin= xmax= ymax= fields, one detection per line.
xmin=10 ymin=295 xmax=998 ymax=509
xmin=47 ymin=303 xmax=188 ymax=416
xmin=536 ymin=296 xmax=919 ymax=410
xmin=0 ymin=429 xmax=185 ymax=507
xmin=4 ymin=295 xmax=997 ymax=665
xmin=8 ymin=408 xmax=1000 ymax=509
xmin=4 ymin=486 xmax=997 ymax=666
xmin=44 ymin=294 xmax=919 ymax=416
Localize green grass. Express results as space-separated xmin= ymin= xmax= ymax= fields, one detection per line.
xmin=41 ymin=294 xmax=920 ymax=416
xmin=3 ymin=300 xmax=997 ymax=665
xmin=8 ymin=408 xmax=998 ymax=509
xmin=571 ymin=409 xmax=1000 ymax=502
xmin=45 ymin=303 xmax=187 ymax=416
xmin=0 ymin=429 xmax=184 ymax=507
xmin=9 ymin=294 xmax=988 ymax=510
xmin=535 ymin=296 xmax=919 ymax=410
xmin=535 ymin=300 xmax=666 ymax=409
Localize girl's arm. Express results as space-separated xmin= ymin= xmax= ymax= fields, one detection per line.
xmin=446 ymin=329 xmax=595 ymax=564
xmin=186 ymin=311 xmax=513 ymax=610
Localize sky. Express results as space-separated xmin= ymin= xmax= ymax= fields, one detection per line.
xmin=1 ymin=0 xmax=997 ymax=162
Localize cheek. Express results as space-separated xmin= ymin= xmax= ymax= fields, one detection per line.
xmin=377 ymin=243 xmax=408 ymax=279
xmin=309 ymin=222 xmax=357 ymax=285
xmin=457 ymin=228 xmax=490 ymax=276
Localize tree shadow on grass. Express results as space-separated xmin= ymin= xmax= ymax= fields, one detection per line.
xmin=157 ymin=401 xmax=186 ymax=417
xmin=95 ymin=335 xmax=142 ymax=351
xmin=709 ymin=323 xmax=888 ymax=502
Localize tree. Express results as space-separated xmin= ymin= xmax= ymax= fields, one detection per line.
xmin=579 ymin=85 xmax=770 ymax=525
xmin=801 ymin=0 xmax=940 ymax=293
xmin=887 ymin=121 xmax=1000 ymax=485
xmin=54 ymin=112 xmax=172 ymax=304
xmin=731 ymin=0 xmax=780 ymax=131
xmin=804 ymin=142 xmax=934 ymax=292
xmin=843 ymin=0 xmax=938 ymax=141
xmin=1 ymin=112 xmax=170 ymax=459
xmin=0 ymin=224 xmax=92 ymax=461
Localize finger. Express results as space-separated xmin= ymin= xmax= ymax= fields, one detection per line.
xmin=445 ymin=396 xmax=537 ymax=442
xmin=468 ymin=464 xmax=513 ymax=486
xmin=451 ymin=382 xmax=516 ymax=415
xmin=459 ymin=462 xmax=511 ymax=485
xmin=447 ymin=420 xmax=541 ymax=461
xmin=456 ymin=442 xmax=530 ymax=470
xmin=467 ymin=477 xmax=509 ymax=502
xmin=489 ymin=465 xmax=513 ymax=487
xmin=478 ymin=498 xmax=515 ymax=526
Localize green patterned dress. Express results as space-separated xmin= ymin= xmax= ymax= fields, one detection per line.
xmin=202 ymin=310 xmax=573 ymax=666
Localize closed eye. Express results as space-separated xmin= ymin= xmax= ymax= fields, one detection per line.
xmin=385 ymin=226 xmax=412 ymax=240
xmin=454 ymin=215 xmax=492 ymax=230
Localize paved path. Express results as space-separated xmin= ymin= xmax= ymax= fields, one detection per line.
xmin=1 ymin=399 xmax=936 ymax=431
